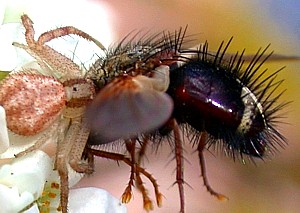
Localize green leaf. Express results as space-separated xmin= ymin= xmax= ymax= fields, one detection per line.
xmin=0 ymin=71 xmax=10 ymax=80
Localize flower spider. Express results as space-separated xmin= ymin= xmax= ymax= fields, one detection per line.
xmin=0 ymin=14 xmax=106 ymax=212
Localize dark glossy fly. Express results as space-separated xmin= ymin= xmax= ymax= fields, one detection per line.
xmin=85 ymin=28 xmax=288 ymax=212
xmin=165 ymin=40 xmax=287 ymax=159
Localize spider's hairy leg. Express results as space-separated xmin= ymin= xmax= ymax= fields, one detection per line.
xmin=18 ymin=14 xmax=34 ymax=44
xmin=68 ymin=119 xmax=93 ymax=174
xmin=55 ymin=116 xmax=86 ymax=212
xmin=13 ymin=40 xmax=82 ymax=79
xmin=13 ymin=14 xmax=105 ymax=80
xmin=37 ymin=25 xmax=106 ymax=51
xmin=20 ymin=14 xmax=106 ymax=51
xmin=15 ymin=121 xmax=59 ymax=158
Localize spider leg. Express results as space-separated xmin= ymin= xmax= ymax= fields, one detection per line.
xmin=14 ymin=15 xmax=91 ymax=80
xmin=12 ymin=43 xmax=55 ymax=76
xmin=13 ymin=42 xmax=82 ymax=80
xmin=19 ymin=14 xmax=35 ymax=45
xmin=37 ymin=24 xmax=106 ymax=51
xmin=54 ymin=118 xmax=70 ymax=170
xmin=15 ymin=121 xmax=59 ymax=158
xmin=82 ymin=145 xmax=95 ymax=171
xmin=69 ymin=119 xmax=93 ymax=174
xmin=56 ymin=117 xmax=82 ymax=213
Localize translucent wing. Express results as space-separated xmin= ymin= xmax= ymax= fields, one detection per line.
xmin=86 ymin=75 xmax=173 ymax=144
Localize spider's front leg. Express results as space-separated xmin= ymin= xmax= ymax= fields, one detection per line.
xmin=68 ymin=119 xmax=94 ymax=174
xmin=55 ymin=117 xmax=78 ymax=212
xmin=13 ymin=14 xmax=106 ymax=80
xmin=55 ymin=116 xmax=90 ymax=212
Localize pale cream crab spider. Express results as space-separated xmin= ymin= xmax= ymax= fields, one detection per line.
xmin=0 ymin=14 xmax=105 ymax=212
xmin=0 ymin=14 xmax=172 ymax=212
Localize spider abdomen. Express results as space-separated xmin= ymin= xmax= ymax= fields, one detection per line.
xmin=0 ymin=73 xmax=66 ymax=136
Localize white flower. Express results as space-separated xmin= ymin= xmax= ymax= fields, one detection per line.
xmin=68 ymin=188 xmax=127 ymax=213
xmin=0 ymin=106 xmax=9 ymax=153
xmin=0 ymin=150 xmax=52 ymax=213
xmin=0 ymin=151 xmax=127 ymax=213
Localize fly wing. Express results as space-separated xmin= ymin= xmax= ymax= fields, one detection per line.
xmin=85 ymin=75 xmax=173 ymax=144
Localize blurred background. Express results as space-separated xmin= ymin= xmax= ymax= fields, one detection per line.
xmin=77 ymin=1 xmax=300 ymax=213
xmin=2 ymin=0 xmax=300 ymax=212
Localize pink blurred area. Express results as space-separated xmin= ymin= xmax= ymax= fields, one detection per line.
xmin=76 ymin=1 xmax=300 ymax=212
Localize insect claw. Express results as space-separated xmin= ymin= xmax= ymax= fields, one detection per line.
xmin=143 ymin=197 xmax=154 ymax=212
xmin=121 ymin=186 xmax=133 ymax=203
xmin=156 ymin=192 xmax=163 ymax=207
xmin=215 ymin=193 xmax=229 ymax=201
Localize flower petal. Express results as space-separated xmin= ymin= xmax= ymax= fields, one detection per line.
xmin=0 ymin=0 xmax=5 ymax=24
xmin=0 ymin=150 xmax=52 ymax=195
xmin=0 ymin=106 xmax=9 ymax=154
xmin=0 ymin=185 xmax=35 ymax=212
xmin=68 ymin=187 xmax=127 ymax=213
xmin=23 ymin=203 xmax=40 ymax=213
xmin=0 ymin=22 xmax=33 ymax=71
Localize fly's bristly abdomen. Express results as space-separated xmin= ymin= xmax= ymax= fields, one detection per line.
xmin=166 ymin=39 xmax=288 ymax=160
